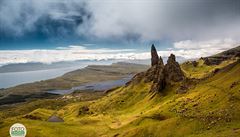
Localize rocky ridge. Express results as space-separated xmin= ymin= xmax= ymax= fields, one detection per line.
xmin=202 ymin=45 xmax=240 ymax=65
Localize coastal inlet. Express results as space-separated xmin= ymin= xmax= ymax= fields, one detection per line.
xmin=46 ymin=75 xmax=133 ymax=95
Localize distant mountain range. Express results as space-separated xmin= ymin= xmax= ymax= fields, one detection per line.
xmin=0 ymin=60 xmax=112 ymax=73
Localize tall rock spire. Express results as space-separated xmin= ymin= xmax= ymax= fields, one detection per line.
xmin=150 ymin=56 xmax=166 ymax=92
xmin=151 ymin=44 xmax=159 ymax=66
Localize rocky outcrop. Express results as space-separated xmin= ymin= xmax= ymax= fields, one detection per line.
xmin=128 ymin=45 xmax=185 ymax=93
xmin=202 ymin=45 xmax=240 ymax=65
xmin=192 ymin=61 xmax=198 ymax=67
xmin=150 ymin=57 xmax=166 ymax=92
xmin=163 ymin=54 xmax=185 ymax=84
xmin=128 ymin=45 xmax=162 ymax=84
xmin=150 ymin=54 xmax=184 ymax=92
xmin=203 ymin=58 xmax=213 ymax=66
xmin=151 ymin=44 xmax=159 ymax=66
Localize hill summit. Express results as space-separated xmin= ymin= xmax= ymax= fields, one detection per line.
xmin=129 ymin=44 xmax=185 ymax=92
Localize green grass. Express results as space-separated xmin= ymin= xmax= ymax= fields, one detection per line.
xmin=0 ymin=61 xmax=240 ymax=137
xmin=181 ymin=59 xmax=237 ymax=79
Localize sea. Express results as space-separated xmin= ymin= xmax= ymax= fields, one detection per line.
xmin=0 ymin=60 xmax=115 ymax=89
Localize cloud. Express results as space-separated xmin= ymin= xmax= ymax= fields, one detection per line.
xmin=0 ymin=40 xmax=238 ymax=66
xmin=174 ymin=38 xmax=238 ymax=50
xmin=0 ymin=45 xmax=138 ymax=66
xmin=0 ymin=0 xmax=89 ymax=36
xmin=0 ymin=0 xmax=240 ymax=41
xmin=173 ymin=38 xmax=239 ymax=58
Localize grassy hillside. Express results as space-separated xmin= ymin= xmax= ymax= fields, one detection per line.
xmin=181 ymin=45 xmax=240 ymax=79
xmin=181 ymin=58 xmax=237 ymax=79
xmin=0 ymin=58 xmax=239 ymax=136
xmin=211 ymin=45 xmax=240 ymax=58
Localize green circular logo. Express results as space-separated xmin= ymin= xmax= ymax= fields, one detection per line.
xmin=9 ymin=123 xmax=27 ymax=137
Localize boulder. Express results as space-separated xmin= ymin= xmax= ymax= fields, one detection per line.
xmin=79 ymin=106 xmax=90 ymax=115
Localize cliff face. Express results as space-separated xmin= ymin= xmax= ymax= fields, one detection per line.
xmin=129 ymin=44 xmax=185 ymax=92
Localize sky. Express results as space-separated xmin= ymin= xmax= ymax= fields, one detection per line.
xmin=0 ymin=0 xmax=240 ymax=65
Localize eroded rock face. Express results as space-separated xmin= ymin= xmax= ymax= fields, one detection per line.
xmin=151 ymin=44 xmax=159 ymax=66
xmin=163 ymin=54 xmax=185 ymax=84
xmin=129 ymin=44 xmax=162 ymax=84
xmin=150 ymin=57 xmax=166 ymax=92
xmin=127 ymin=46 xmax=185 ymax=93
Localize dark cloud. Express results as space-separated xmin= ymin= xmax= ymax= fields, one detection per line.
xmin=0 ymin=0 xmax=239 ymax=43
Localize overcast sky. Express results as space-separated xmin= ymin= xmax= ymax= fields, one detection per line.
xmin=0 ymin=0 xmax=239 ymax=64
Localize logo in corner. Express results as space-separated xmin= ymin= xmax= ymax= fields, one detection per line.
xmin=9 ymin=123 xmax=27 ymax=137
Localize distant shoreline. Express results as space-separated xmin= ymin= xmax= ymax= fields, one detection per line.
xmin=0 ymin=62 xmax=148 ymax=90
xmin=0 ymin=62 xmax=148 ymax=106
xmin=0 ymin=60 xmax=118 ymax=89
xmin=0 ymin=66 xmax=86 ymax=89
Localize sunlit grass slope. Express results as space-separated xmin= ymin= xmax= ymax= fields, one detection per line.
xmin=181 ymin=59 xmax=237 ymax=79
xmin=0 ymin=61 xmax=239 ymax=137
